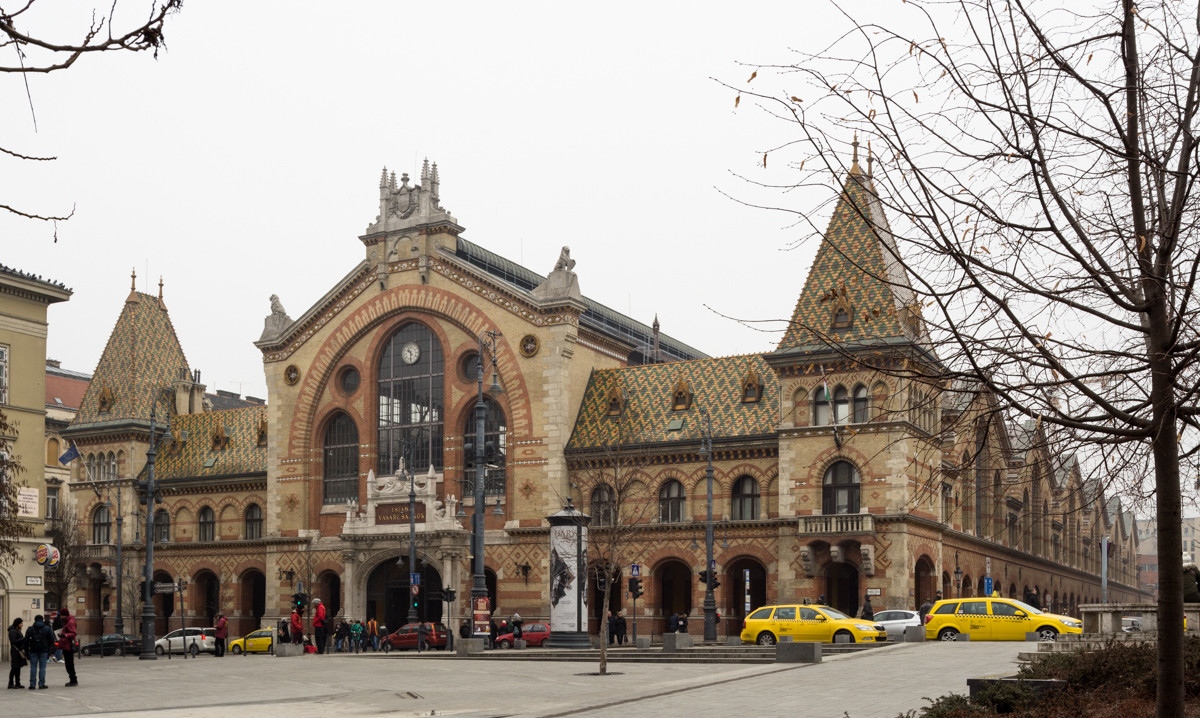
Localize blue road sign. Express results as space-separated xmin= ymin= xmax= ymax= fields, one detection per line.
xmin=411 ymin=572 xmax=421 ymax=586
xmin=983 ymin=576 xmax=993 ymax=596
xmin=630 ymin=564 xmax=641 ymax=577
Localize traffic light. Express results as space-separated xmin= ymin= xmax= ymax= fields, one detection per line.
xmin=628 ymin=577 xmax=643 ymax=599
xmin=293 ymin=593 xmax=307 ymax=612
xmin=698 ymin=571 xmax=721 ymax=589
xmin=442 ymin=588 xmax=456 ymax=603
xmin=412 ymin=591 xmax=420 ymax=610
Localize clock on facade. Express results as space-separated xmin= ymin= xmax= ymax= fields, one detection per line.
xmin=401 ymin=341 xmax=421 ymax=365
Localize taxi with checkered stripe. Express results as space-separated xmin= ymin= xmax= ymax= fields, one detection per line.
xmin=923 ymin=597 xmax=1082 ymax=641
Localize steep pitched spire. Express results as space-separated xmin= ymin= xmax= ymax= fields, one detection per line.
xmin=775 ymin=148 xmax=927 ymax=353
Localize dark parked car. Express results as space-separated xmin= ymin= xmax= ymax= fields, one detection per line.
xmin=80 ymin=633 xmax=140 ymax=657
xmin=382 ymin=622 xmax=448 ymax=651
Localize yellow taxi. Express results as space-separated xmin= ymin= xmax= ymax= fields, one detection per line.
xmin=229 ymin=628 xmax=275 ymax=654
xmin=923 ymin=597 xmax=1082 ymax=642
xmin=739 ymin=604 xmax=888 ymax=645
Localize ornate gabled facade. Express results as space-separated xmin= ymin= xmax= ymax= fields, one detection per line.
xmin=57 ymin=158 xmax=1143 ymax=644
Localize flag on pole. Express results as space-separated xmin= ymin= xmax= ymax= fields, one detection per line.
xmin=58 ymin=442 xmax=81 ymax=465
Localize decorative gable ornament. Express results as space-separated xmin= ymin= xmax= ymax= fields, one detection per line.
xmin=671 ymin=377 xmax=693 ymax=411
xmin=741 ymin=365 xmax=763 ymax=404
xmin=97 ymin=384 xmax=115 ymax=413
xmin=211 ymin=425 xmax=231 ymax=451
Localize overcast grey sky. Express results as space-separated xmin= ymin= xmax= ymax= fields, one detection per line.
xmin=3 ymin=2 xmax=859 ymax=400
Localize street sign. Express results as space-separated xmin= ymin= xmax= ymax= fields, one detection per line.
xmin=985 ymin=557 xmax=992 ymax=576
xmin=984 ymin=576 xmax=994 ymax=597
xmin=154 ymin=582 xmax=176 ymax=594
xmin=411 ymin=584 xmax=420 ymax=597
xmin=630 ymin=564 xmax=640 ymax=577
xmin=410 ymin=572 xmax=421 ymax=586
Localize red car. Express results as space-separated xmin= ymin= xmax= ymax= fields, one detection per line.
xmin=496 ymin=621 xmax=550 ymax=648
xmin=382 ymin=622 xmax=448 ymax=651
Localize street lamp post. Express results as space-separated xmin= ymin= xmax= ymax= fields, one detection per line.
xmin=471 ymin=330 xmax=503 ymax=638
xmin=403 ymin=452 xmax=419 ymax=625
xmin=114 ymin=484 xmax=124 ymax=635
xmin=138 ymin=404 xmax=169 ymax=660
xmin=700 ymin=410 xmax=717 ymax=643
xmin=954 ymin=551 xmax=963 ymax=599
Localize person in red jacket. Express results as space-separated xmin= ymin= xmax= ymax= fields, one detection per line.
xmin=59 ymin=608 xmax=78 ymax=687
xmin=312 ymin=598 xmax=328 ymax=654
xmin=290 ymin=607 xmax=303 ymax=644
xmin=214 ymin=614 xmax=228 ymax=657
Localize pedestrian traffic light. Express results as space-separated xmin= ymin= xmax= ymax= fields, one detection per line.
xmin=442 ymin=588 xmax=456 ymax=603
xmin=293 ymin=592 xmax=307 ymax=611
xmin=697 ymin=571 xmax=720 ymax=589
xmin=412 ymin=592 xmax=420 ymax=610
xmin=628 ymin=577 xmax=643 ymax=599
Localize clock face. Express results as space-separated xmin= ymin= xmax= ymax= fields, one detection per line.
xmin=401 ymin=341 xmax=421 ymax=365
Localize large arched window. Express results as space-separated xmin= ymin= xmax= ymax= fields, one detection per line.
xmin=591 ymin=484 xmax=615 ymax=526
xmin=323 ymin=412 xmax=360 ymax=504
xmin=378 ymin=323 xmax=445 ymax=475
xmin=462 ymin=396 xmax=507 ymax=497
xmin=731 ymin=476 xmax=760 ymax=521
xmin=198 ymin=506 xmax=216 ymax=542
xmin=813 ymin=386 xmax=830 ymax=426
xmin=92 ymin=504 xmax=111 ymax=544
xmin=659 ymin=479 xmax=685 ymax=523
xmin=154 ymin=509 xmax=170 ymax=543
xmin=823 ymin=461 xmax=861 ymax=515
xmin=833 ymin=386 xmax=849 ymax=424
xmin=852 ymin=385 xmax=870 ymax=423
xmin=245 ymin=503 xmax=263 ymax=540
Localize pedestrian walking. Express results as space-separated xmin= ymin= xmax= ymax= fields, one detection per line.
xmin=8 ymin=617 xmax=26 ymax=689
xmin=860 ymin=595 xmax=874 ymax=621
xmin=214 ymin=613 xmax=228 ymax=657
xmin=615 ymin=611 xmax=627 ymax=645
xmin=23 ymin=614 xmax=55 ymax=690
xmin=607 ymin=611 xmax=616 ymax=645
xmin=59 ymin=608 xmax=78 ymax=687
xmin=312 ymin=598 xmax=328 ymax=654
xmin=290 ymin=607 xmax=303 ymax=644
xmin=334 ymin=619 xmax=350 ymax=652
xmin=350 ymin=619 xmax=364 ymax=653
xmin=367 ymin=617 xmax=379 ymax=651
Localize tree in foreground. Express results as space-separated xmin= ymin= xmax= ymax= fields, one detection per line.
xmin=0 ymin=410 xmax=32 ymax=565
xmin=733 ymin=2 xmax=1198 ymax=715
xmin=1 ymin=0 xmax=183 ymax=226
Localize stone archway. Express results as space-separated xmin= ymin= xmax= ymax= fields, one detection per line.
xmin=239 ymin=570 xmax=266 ymax=636
xmin=192 ymin=570 xmax=220 ymax=625
xmin=590 ymin=563 xmax=622 ymax=636
xmin=724 ymin=557 xmax=767 ymax=637
xmin=316 ymin=571 xmax=342 ymax=620
xmin=365 ymin=557 xmax=443 ymax=632
xmin=153 ymin=570 xmax=175 ymax=636
xmin=914 ymin=556 xmax=936 ymax=609
xmin=656 ymin=559 xmax=693 ymax=634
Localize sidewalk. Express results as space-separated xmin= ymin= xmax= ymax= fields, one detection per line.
xmin=2 ymin=641 xmax=1027 ymax=718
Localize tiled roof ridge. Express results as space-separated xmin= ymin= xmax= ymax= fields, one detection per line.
xmin=0 ymin=263 xmax=71 ymax=291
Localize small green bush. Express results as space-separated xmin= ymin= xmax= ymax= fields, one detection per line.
xmin=971 ymin=681 xmax=1037 ymax=714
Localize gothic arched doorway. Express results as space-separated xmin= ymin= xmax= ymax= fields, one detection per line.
xmin=825 ymin=562 xmax=860 ymax=617
xmin=656 ymin=559 xmax=693 ymax=634
xmin=366 ymin=557 xmax=442 ymax=632
xmin=724 ymin=557 xmax=767 ymax=634
xmin=152 ymin=570 xmax=175 ymax=636
xmin=914 ymin=556 xmax=935 ymax=609
xmin=192 ymin=570 xmax=220 ymax=625
xmin=239 ymin=569 xmax=266 ymax=636
xmin=316 ymin=571 xmax=342 ymax=621
xmin=590 ymin=564 xmax=622 ymax=635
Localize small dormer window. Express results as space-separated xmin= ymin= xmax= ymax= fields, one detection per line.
xmin=211 ymin=425 xmax=231 ymax=451
xmin=98 ymin=385 xmax=115 ymax=413
xmin=671 ymin=377 xmax=693 ymax=411
xmin=832 ymin=306 xmax=853 ymax=330
xmin=257 ymin=419 xmax=268 ymax=447
xmin=606 ymin=388 xmax=625 ymax=416
xmin=741 ymin=365 xmax=763 ymax=404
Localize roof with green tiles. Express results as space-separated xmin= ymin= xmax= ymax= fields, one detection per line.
xmin=566 ymin=354 xmax=779 ymax=450
xmin=70 ymin=291 xmax=190 ymax=430
xmin=776 ymin=163 xmax=926 ymax=354
xmin=154 ymin=405 xmax=268 ymax=479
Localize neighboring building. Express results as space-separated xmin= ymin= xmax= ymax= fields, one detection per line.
xmin=0 ymin=264 xmax=71 ymax=634
xmin=60 ymin=159 xmax=1145 ymax=643
xmin=1135 ymin=516 xmax=1200 ymax=598
xmin=42 ymin=359 xmax=91 ymax=612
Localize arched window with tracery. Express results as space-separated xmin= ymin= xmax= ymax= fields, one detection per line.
xmin=813 ymin=386 xmax=830 ymax=426
xmin=852 ymin=385 xmax=870 ymax=423
xmin=92 ymin=504 xmax=111 ymax=544
xmin=591 ymin=484 xmax=615 ymax=526
xmin=198 ymin=506 xmax=216 ymax=542
xmin=833 ymin=386 xmax=849 ymax=424
xmin=378 ymin=323 xmax=445 ymax=475
xmin=823 ymin=461 xmax=861 ymax=515
xmin=245 ymin=503 xmax=263 ymax=540
xmin=323 ymin=412 xmax=359 ymax=505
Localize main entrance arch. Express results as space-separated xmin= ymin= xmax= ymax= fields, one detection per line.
xmin=656 ymin=559 xmax=692 ymax=634
xmin=825 ymin=563 xmax=860 ymax=617
xmin=724 ymin=557 xmax=767 ymax=629
xmin=366 ymin=557 xmax=443 ymax=631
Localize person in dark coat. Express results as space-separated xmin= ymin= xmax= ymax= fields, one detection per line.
xmin=607 ymin=611 xmax=616 ymax=644
xmin=7 ymin=617 xmax=25 ymax=689
xmin=615 ymin=611 xmax=627 ymax=645
xmin=666 ymin=612 xmax=679 ymax=633
xmin=59 ymin=608 xmax=78 ymax=686
xmin=23 ymin=614 xmax=55 ymax=690
xmin=860 ymin=596 xmax=875 ymax=621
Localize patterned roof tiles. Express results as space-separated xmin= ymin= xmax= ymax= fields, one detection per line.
xmin=71 ymin=291 xmax=190 ymax=428
xmin=567 ymin=354 xmax=779 ymax=450
xmin=777 ymin=166 xmax=925 ymax=353
xmin=154 ymin=405 xmax=268 ymax=479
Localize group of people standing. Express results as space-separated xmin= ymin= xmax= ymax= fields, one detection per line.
xmin=606 ymin=611 xmax=628 ymax=644
xmin=7 ymin=608 xmax=78 ymax=690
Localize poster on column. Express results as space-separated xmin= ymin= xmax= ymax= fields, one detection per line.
xmin=548 ymin=523 xmax=588 ymax=632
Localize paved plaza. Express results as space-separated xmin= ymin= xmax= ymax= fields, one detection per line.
xmin=3 ymin=641 xmax=1027 ymax=718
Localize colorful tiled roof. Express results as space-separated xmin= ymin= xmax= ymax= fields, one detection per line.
xmin=70 ymin=291 xmax=190 ymax=429
xmin=776 ymin=164 xmax=924 ymax=353
xmin=567 ymin=354 xmax=779 ymax=450
xmin=154 ymin=405 xmax=268 ymax=479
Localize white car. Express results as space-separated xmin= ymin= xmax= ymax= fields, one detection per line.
xmin=873 ymin=609 xmax=922 ymax=640
xmin=154 ymin=627 xmax=217 ymax=656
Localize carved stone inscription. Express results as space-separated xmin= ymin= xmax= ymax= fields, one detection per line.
xmin=376 ymin=503 xmax=426 ymax=525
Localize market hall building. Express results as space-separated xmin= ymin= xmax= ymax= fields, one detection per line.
xmin=59 ymin=158 xmax=1143 ymax=641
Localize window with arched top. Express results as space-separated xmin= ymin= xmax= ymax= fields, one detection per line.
xmin=813 ymin=386 xmax=831 ymax=426
xmin=198 ymin=506 xmax=216 ymax=542
xmin=245 ymin=503 xmax=263 ymax=540
xmin=92 ymin=504 xmax=111 ymax=544
xmin=852 ymin=385 xmax=870 ymax=423
xmin=463 ymin=396 xmax=507 ymax=498
xmin=323 ymin=412 xmax=360 ymax=505
xmin=107 ymin=451 xmax=117 ymax=479
xmin=377 ymin=323 xmax=445 ymax=475
xmin=833 ymin=386 xmax=849 ymax=424
xmin=731 ymin=476 xmax=760 ymax=521
xmin=154 ymin=509 xmax=170 ymax=543
xmin=591 ymin=485 xmax=615 ymax=526
xmin=823 ymin=461 xmax=861 ymax=515
xmin=659 ymin=479 xmax=685 ymax=523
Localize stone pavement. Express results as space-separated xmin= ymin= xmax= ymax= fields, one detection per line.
xmin=2 ymin=641 xmax=1028 ymax=718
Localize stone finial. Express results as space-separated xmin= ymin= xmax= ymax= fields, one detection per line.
xmin=365 ymin=160 xmax=459 ymax=235
xmin=158 ymin=276 xmax=164 ymax=300
xmin=379 ymin=166 xmax=388 ymax=189
xmin=130 ymin=268 xmax=137 ymax=291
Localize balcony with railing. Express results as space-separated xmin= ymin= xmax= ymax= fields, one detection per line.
xmin=798 ymin=513 xmax=875 ymax=535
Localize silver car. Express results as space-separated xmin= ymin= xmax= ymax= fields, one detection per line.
xmin=154 ymin=627 xmax=217 ymax=656
xmin=873 ymin=610 xmax=922 ymax=640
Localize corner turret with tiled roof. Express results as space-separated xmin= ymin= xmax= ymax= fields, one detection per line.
xmin=775 ymin=141 xmax=930 ymax=357
xmin=68 ymin=271 xmax=192 ymax=432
